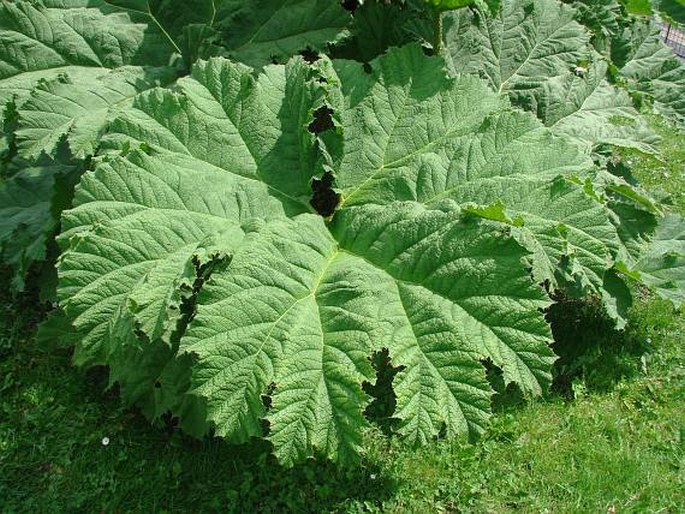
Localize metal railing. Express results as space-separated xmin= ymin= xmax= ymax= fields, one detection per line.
xmin=661 ymin=23 xmax=685 ymax=59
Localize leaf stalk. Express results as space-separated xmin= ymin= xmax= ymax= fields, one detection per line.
xmin=433 ymin=8 xmax=444 ymax=55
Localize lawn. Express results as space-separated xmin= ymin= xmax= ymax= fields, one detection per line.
xmin=0 ymin=119 xmax=683 ymax=513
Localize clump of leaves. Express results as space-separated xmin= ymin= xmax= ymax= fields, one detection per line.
xmin=1 ymin=0 xmax=684 ymax=465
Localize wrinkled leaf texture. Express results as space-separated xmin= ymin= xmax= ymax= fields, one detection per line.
xmin=0 ymin=0 xmax=352 ymax=291
xmin=0 ymin=0 xmax=683 ymax=466
xmin=57 ymin=42 xmax=674 ymax=465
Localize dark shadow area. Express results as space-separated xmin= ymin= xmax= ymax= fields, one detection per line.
xmin=0 ymin=270 xmax=396 ymax=513
xmin=483 ymin=360 xmax=527 ymax=413
xmin=546 ymin=294 xmax=649 ymax=398
xmin=308 ymin=106 xmax=335 ymax=134
xmin=300 ymin=47 xmax=320 ymax=64
xmin=340 ymin=0 xmax=360 ymax=13
xmin=310 ymin=171 xmax=340 ymax=217
xmin=330 ymin=0 xmax=432 ymax=63
xmin=363 ymin=348 xmax=404 ymax=435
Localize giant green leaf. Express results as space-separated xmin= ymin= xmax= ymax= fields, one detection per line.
xmin=58 ymin=150 xmax=298 ymax=366
xmin=327 ymin=45 xmax=623 ymax=316
xmin=58 ymin=49 xmax=557 ymax=464
xmin=58 ymin=54 xmax=329 ymax=392
xmin=104 ymin=0 xmax=352 ymax=67
xmin=442 ymin=0 xmax=658 ymax=150
xmin=0 ymin=0 xmax=173 ymax=118
xmin=16 ymin=65 xmax=175 ymax=159
xmin=103 ymin=56 xmax=332 ymax=206
xmin=617 ymin=21 xmax=685 ymax=123
xmin=180 ymin=203 xmax=552 ymax=464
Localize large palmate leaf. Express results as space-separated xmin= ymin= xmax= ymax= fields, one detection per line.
xmin=326 ymin=45 xmax=625 ymax=316
xmin=59 ymin=48 xmax=558 ymax=464
xmin=0 ymin=0 xmax=173 ymax=117
xmin=16 ymin=65 xmax=175 ymax=159
xmin=105 ymin=0 xmax=352 ymax=67
xmin=101 ymin=56 xmax=332 ymax=206
xmin=57 ymin=55 xmax=328 ymax=412
xmin=183 ymin=204 xmax=551 ymax=464
xmin=0 ymin=156 xmax=81 ymax=291
xmin=535 ymin=60 xmax=659 ymax=153
xmin=62 ymin=174 xmax=552 ymax=464
xmin=617 ymin=21 xmax=685 ymax=123
xmin=442 ymin=0 xmax=658 ymax=151
xmin=58 ymin=149 xmax=302 ymax=366
xmin=631 ymin=214 xmax=685 ymax=305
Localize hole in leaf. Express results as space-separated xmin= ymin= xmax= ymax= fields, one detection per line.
xmin=169 ymin=253 xmax=233 ymax=347
xmin=300 ymin=47 xmax=319 ymax=64
xmin=482 ymin=359 xmax=525 ymax=412
xmin=154 ymin=380 xmax=162 ymax=389
xmin=310 ymin=172 xmax=340 ymax=217
xmin=308 ymin=106 xmax=334 ymax=134
xmin=262 ymin=382 xmax=276 ymax=410
xmin=259 ymin=417 xmax=271 ymax=434
xmin=363 ymin=348 xmax=404 ymax=435
xmin=161 ymin=411 xmax=180 ymax=429
xmin=422 ymin=45 xmax=435 ymax=57
xmin=340 ymin=0 xmax=359 ymax=13
xmin=546 ymin=293 xmax=648 ymax=398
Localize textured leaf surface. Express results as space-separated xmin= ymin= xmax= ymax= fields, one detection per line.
xmin=570 ymin=0 xmax=626 ymax=53
xmin=330 ymin=203 xmax=553 ymax=440
xmin=617 ymin=22 xmax=685 ymax=123
xmin=442 ymin=0 xmax=658 ymax=150
xmin=5 ymin=0 xmax=681 ymax=467
xmin=0 ymin=0 xmax=172 ymax=117
xmin=182 ymin=203 xmax=552 ymax=464
xmin=58 ymin=49 xmax=559 ymax=464
xmin=58 ymin=149 xmax=294 ymax=366
xmin=214 ymin=0 xmax=352 ymax=67
xmin=0 ymin=158 xmax=79 ymax=290
xmin=444 ymin=0 xmax=591 ymax=97
xmin=104 ymin=56 xmax=330 ymax=207
xmin=59 ymin=54 xmax=336 ymax=364
xmin=633 ymin=214 xmax=685 ymax=305
xmin=539 ymin=60 xmax=659 ymax=152
xmin=16 ymin=66 xmax=175 ymax=159
xmin=106 ymin=0 xmax=352 ymax=67
xmin=327 ymin=45 xmax=620 ymax=304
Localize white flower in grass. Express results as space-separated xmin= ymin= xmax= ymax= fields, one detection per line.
xmin=101 ymin=437 xmax=110 ymax=447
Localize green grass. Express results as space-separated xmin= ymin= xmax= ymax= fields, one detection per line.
xmin=1 ymin=119 xmax=684 ymax=513
xmin=620 ymin=115 xmax=685 ymax=215
xmin=1 ymin=276 xmax=683 ymax=513
xmin=625 ymin=0 xmax=653 ymax=16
